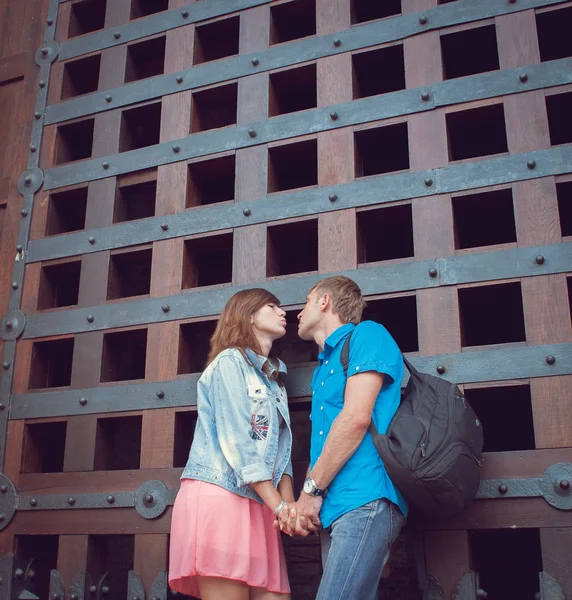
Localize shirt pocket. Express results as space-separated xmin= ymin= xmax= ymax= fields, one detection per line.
xmin=322 ymin=371 xmax=346 ymax=408
xmin=248 ymin=384 xmax=271 ymax=442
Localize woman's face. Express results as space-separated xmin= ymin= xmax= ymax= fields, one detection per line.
xmin=251 ymin=302 xmax=287 ymax=342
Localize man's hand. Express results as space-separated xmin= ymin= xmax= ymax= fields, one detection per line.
xmin=290 ymin=493 xmax=322 ymax=536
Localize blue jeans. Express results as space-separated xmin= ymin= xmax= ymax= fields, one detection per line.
xmin=317 ymin=499 xmax=405 ymax=600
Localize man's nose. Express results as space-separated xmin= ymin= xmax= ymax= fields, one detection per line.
xmin=297 ymin=311 xmax=302 ymax=320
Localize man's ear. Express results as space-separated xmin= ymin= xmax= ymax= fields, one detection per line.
xmin=319 ymin=293 xmax=330 ymax=312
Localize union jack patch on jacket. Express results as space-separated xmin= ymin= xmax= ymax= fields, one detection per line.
xmin=250 ymin=414 xmax=269 ymax=441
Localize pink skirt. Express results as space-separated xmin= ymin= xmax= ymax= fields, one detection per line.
xmin=168 ymin=479 xmax=291 ymax=598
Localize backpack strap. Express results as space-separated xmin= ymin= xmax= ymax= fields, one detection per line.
xmin=339 ymin=330 xmax=378 ymax=436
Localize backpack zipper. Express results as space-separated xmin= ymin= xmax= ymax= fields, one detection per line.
xmin=420 ymin=441 xmax=426 ymax=458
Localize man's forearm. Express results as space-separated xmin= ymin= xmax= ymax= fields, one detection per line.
xmin=310 ymin=411 xmax=369 ymax=490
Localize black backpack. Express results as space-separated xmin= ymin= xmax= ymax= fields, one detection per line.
xmin=340 ymin=332 xmax=483 ymax=519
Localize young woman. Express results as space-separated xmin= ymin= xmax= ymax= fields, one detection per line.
xmin=169 ymin=288 xmax=295 ymax=600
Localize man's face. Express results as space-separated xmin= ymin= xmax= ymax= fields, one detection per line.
xmin=297 ymin=290 xmax=323 ymax=341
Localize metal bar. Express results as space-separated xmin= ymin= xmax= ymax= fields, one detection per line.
xmin=30 ymin=143 xmax=572 ymax=263
xmin=22 ymin=241 xmax=572 ymax=338
xmin=43 ymin=57 xmax=572 ymax=190
xmin=0 ymin=0 xmax=60 ymax=472
xmin=59 ymin=0 xmax=276 ymax=61
xmin=18 ymin=491 xmax=135 ymax=510
xmin=9 ymin=342 xmax=572 ymax=419
xmin=47 ymin=0 xmax=569 ymax=125
xmin=476 ymin=478 xmax=542 ymax=499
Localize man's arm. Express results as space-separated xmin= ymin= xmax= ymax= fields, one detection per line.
xmin=292 ymin=371 xmax=384 ymax=534
xmin=310 ymin=370 xmax=384 ymax=489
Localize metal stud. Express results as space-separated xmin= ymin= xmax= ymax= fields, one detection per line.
xmin=41 ymin=47 xmax=49 ymax=56
xmin=176 ymin=75 xmax=183 ymax=84
xmin=559 ymin=479 xmax=570 ymax=490
xmin=29 ymin=498 xmax=38 ymax=507
xmin=15 ymin=568 xmax=24 ymax=579
xmin=134 ymin=596 xmax=141 ymax=600
xmin=162 ymin=304 xmax=170 ymax=313
xmin=498 ymin=484 xmax=508 ymax=494
xmin=0 ymin=486 xmax=7 ymax=493
xmin=173 ymin=145 xmax=180 ymax=153
xmin=102 ymin=586 xmax=110 ymax=595
xmin=24 ymin=175 xmax=32 ymax=184
xmin=476 ymin=590 xmax=488 ymax=599
xmin=424 ymin=177 xmax=433 ymax=187
xmin=251 ymin=57 xmax=259 ymax=66
xmin=105 ymin=95 xmax=112 ymax=103
xmin=2 ymin=362 xmax=9 ymax=370
xmin=182 ymin=9 xmax=189 ymax=17
xmin=21 ymin=209 xmax=28 ymax=217
xmin=30 ymin=144 xmax=37 ymax=152
xmin=243 ymin=208 xmax=251 ymax=216
xmin=161 ymin=223 xmax=169 ymax=231
xmin=144 ymin=493 xmax=154 ymax=504
xmin=11 ymin=282 xmax=18 ymax=290
xmin=156 ymin=391 xmax=165 ymax=399
xmin=527 ymin=159 xmax=536 ymax=169
xmin=428 ymin=267 xmax=438 ymax=278
xmin=329 ymin=193 xmax=338 ymax=202
xmin=421 ymin=91 xmax=430 ymax=102
xmin=102 ymin=161 xmax=110 ymax=170
xmin=87 ymin=315 xmax=94 ymax=323
xmin=52 ymin=594 xmax=61 ymax=600
xmin=0 ymin=404 xmax=5 ymax=412
xmin=519 ymin=73 xmax=528 ymax=83
xmin=70 ymin=595 xmax=78 ymax=600
xmin=535 ymin=255 xmax=545 ymax=265
xmin=28 ymin=570 xmax=36 ymax=580
xmin=330 ymin=112 xmax=338 ymax=121
xmin=47 ymin=17 xmax=53 ymax=25
xmin=107 ymin=495 xmax=115 ymax=504
xmin=436 ymin=365 xmax=446 ymax=375
xmin=0 ymin=514 xmax=5 ymax=522
xmin=508 ymin=0 xmax=516 ymax=4
xmin=39 ymin=80 xmax=46 ymax=88
xmin=34 ymin=112 xmax=41 ymax=119
xmin=248 ymin=129 xmax=257 ymax=138
xmin=79 ymin=397 xmax=88 ymax=406
xmin=419 ymin=15 xmax=428 ymax=25
xmin=545 ymin=355 xmax=555 ymax=365
xmin=113 ymin=31 xmax=121 ymax=39
xmin=16 ymin=244 xmax=23 ymax=252
xmin=333 ymin=38 xmax=341 ymax=47
xmin=89 ymin=236 xmax=96 ymax=244
xmin=67 ymin=496 xmax=76 ymax=506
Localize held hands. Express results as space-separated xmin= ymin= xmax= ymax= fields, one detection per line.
xmin=273 ymin=494 xmax=323 ymax=537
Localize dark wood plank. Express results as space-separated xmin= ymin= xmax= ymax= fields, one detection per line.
xmin=57 ymin=535 xmax=89 ymax=588
xmin=63 ymin=415 xmax=97 ymax=472
xmin=531 ymin=376 xmax=572 ymax=449
xmin=540 ymin=528 xmax=572 ymax=599
xmin=424 ymin=530 xmax=470 ymax=599
xmin=18 ymin=468 xmax=183 ymax=493
xmin=0 ymin=52 xmax=27 ymax=84
xmin=134 ymin=534 xmax=168 ymax=592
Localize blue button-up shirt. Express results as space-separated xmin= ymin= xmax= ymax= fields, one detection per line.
xmin=310 ymin=321 xmax=408 ymax=528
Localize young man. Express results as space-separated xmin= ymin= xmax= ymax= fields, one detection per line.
xmin=292 ymin=275 xmax=407 ymax=600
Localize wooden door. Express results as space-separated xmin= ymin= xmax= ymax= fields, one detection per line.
xmin=0 ymin=0 xmax=571 ymax=599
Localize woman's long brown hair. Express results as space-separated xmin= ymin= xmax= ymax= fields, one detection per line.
xmin=207 ymin=288 xmax=281 ymax=367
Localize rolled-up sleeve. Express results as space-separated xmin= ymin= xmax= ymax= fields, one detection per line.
xmin=211 ymin=355 xmax=273 ymax=486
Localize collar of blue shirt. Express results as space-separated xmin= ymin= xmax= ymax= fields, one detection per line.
xmin=319 ymin=322 xmax=355 ymax=359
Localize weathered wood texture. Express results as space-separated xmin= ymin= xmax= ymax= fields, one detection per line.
xmin=0 ymin=0 xmax=571 ymax=599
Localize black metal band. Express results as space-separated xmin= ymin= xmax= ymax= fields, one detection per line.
xmin=44 ymin=57 xmax=572 ymax=191
xmin=58 ymin=0 xmax=275 ymax=62
xmin=47 ymin=0 xmax=568 ymax=126
xmin=22 ymin=241 xmax=572 ymax=338
xmin=9 ymin=342 xmax=572 ymax=419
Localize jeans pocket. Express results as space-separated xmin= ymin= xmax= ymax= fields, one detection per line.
xmin=388 ymin=502 xmax=405 ymax=550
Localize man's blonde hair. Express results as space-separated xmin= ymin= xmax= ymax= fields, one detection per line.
xmin=310 ymin=276 xmax=366 ymax=324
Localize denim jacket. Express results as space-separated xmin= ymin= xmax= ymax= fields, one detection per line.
xmin=182 ymin=347 xmax=293 ymax=504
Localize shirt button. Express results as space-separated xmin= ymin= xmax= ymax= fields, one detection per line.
xmin=330 ymin=369 xmax=334 ymax=374
xmin=319 ymin=431 xmax=323 ymax=435
xmin=325 ymin=361 xmax=329 ymax=365
xmin=320 ymin=406 xmax=324 ymax=410
xmin=355 ymin=366 xmax=360 ymax=371
xmin=321 ymin=382 xmax=324 ymax=386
